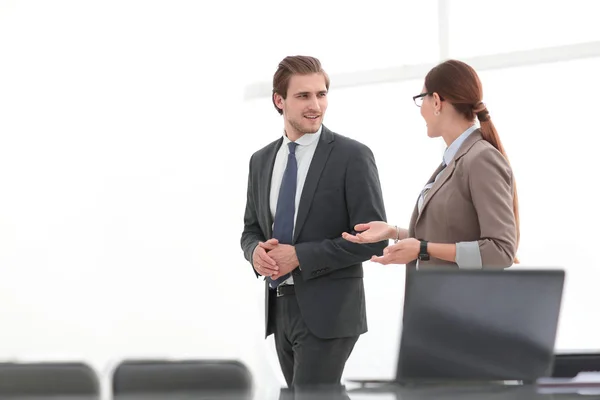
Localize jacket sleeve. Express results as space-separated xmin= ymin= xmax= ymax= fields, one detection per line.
xmin=468 ymin=146 xmax=517 ymax=268
xmin=240 ymin=155 xmax=265 ymax=278
xmin=295 ymin=144 xmax=388 ymax=280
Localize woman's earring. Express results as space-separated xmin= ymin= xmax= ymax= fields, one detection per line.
xmin=434 ymin=110 xmax=440 ymax=116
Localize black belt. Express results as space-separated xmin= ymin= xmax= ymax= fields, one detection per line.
xmin=275 ymin=284 xmax=295 ymax=297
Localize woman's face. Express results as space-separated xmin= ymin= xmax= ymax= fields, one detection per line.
xmin=420 ymin=86 xmax=443 ymax=138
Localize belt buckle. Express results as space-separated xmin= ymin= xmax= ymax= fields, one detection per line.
xmin=276 ymin=285 xmax=283 ymax=297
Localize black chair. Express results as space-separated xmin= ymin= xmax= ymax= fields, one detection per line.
xmin=0 ymin=361 xmax=99 ymax=397
xmin=552 ymin=352 xmax=600 ymax=377
xmin=111 ymin=359 xmax=252 ymax=398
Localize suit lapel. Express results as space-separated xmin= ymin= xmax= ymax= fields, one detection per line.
xmin=452 ymin=129 xmax=483 ymax=162
xmin=414 ymin=130 xmax=484 ymax=226
xmin=410 ymin=163 xmax=444 ymax=235
xmin=415 ymin=161 xmax=455 ymax=225
xmin=292 ymin=126 xmax=335 ymax=243
xmin=408 ymin=198 xmax=420 ymax=238
xmin=263 ymin=138 xmax=283 ymax=239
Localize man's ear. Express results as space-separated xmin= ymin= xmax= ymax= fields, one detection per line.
xmin=273 ymin=93 xmax=284 ymax=111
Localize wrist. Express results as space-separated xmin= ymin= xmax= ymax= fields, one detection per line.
xmin=293 ymin=247 xmax=300 ymax=270
xmin=388 ymin=224 xmax=398 ymax=241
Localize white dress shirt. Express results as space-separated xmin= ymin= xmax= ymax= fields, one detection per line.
xmin=270 ymin=126 xmax=322 ymax=285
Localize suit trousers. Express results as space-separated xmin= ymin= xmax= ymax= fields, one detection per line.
xmin=269 ymin=289 xmax=359 ymax=388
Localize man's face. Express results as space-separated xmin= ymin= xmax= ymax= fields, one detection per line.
xmin=275 ymin=73 xmax=328 ymax=137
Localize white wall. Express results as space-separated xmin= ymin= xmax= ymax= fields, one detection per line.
xmin=0 ymin=0 xmax=598 ymax=394
xmin=0 ymin=0 xmax=272 ymax=390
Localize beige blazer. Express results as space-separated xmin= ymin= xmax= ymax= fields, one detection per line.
xmin=407 ymin=130 xmax=517 ymax=269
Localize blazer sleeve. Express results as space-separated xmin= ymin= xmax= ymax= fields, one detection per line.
xmin=467 ymin=146 xmax=517 ymax=268
xmin=295 ymin=144 xmax=388 ymax=279
xmin=240 ymin=155 xmax=266 ymax=278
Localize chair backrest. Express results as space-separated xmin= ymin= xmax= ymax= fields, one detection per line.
xmin=0 ymin=362 xmax=99 ymax=396
xmin=552 ymin=353 xmax=600 ymax=377
xmin=112 ymin=359 xmax=252 ymax=396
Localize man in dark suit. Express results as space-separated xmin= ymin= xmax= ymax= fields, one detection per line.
xmin=240 ymin=55 xmax=387 ymax=389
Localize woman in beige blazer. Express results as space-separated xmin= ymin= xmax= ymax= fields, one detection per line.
xmin=343 ymin=60 xmax=519 ymax=269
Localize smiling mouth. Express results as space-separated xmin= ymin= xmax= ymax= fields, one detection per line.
xmin=304 ymin=115 xmax=320 ymax=120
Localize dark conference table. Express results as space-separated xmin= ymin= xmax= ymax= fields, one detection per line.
xmin=6 ymin=384 xmax=597 ymax=400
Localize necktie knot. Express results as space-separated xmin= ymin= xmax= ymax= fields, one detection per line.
xmin=288 ymin=142 xmax=298 ymax=155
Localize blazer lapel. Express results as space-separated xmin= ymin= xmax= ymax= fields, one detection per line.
xmin=416 ymin=161 xmax=455 ymax=225
xmin=409 ymin=162 xmax=445 ymax=236
xmin=453 ymin=129 xmax=483 ymax=161
xmin=292 ymin=126 xmax=335 ymax=243
xmin=407 ymin=197 xmax=420 ymax=238
xmin=262 ymin=138 xmax=283 ymax=239
xmin=414 ymin=130 xmax=484 ymax=226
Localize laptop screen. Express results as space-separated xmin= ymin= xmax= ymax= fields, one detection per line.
xmin=396 ymin=268 xmax=564 ymax=382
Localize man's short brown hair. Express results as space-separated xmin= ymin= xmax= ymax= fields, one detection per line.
xmin=272 ymin=55 xmax=330 ymax=115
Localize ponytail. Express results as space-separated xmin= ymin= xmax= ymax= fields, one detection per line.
xmin=477 ymin=108 xmax=521 ymax=264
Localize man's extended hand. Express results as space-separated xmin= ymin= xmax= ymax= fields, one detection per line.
xmin=259 ymin=241 xmax=299 ymax=280
xmin=252 ymin=239 xmax=280 ymax=277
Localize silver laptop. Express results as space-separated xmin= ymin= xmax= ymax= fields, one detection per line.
xmin=350 ymin=268 xmax=565 ymax=386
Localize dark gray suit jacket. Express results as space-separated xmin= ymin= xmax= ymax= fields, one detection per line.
xmin=240 ymin=126 xmax=387 ymax=339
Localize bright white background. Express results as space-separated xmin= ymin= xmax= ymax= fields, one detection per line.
xmin=0 ymin=0 xmax=599 ymax=396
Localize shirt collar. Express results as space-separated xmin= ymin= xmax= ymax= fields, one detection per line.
xmin=443 ymin=124 xmax=478 ymax=166
xmin=282 ymin=125 xmax=322 ymax=147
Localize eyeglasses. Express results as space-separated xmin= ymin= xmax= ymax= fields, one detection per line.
xmin=412 ymin=92 xmax=444 ymax=107
xmin=413 ymin=92 xmax=431 ymax=107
